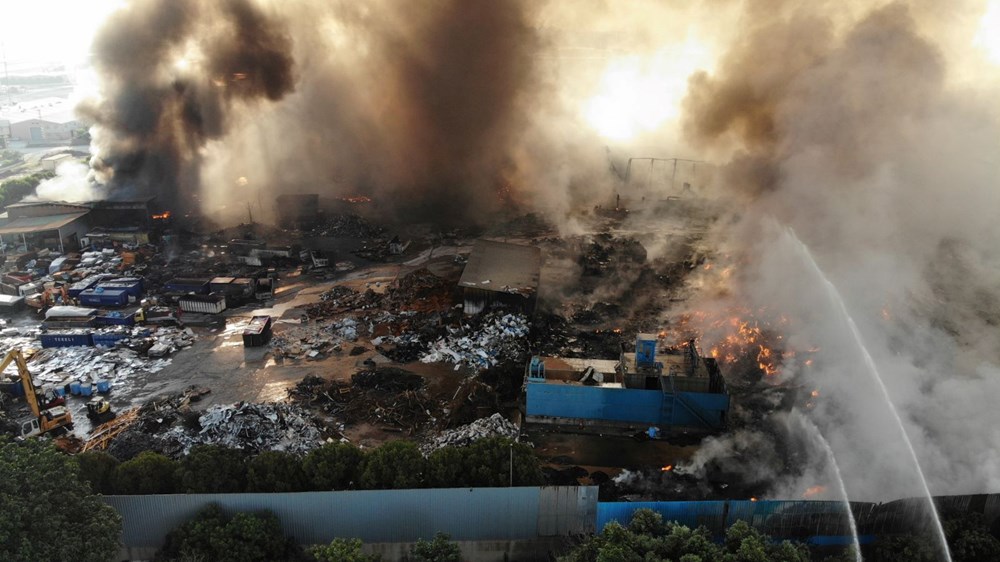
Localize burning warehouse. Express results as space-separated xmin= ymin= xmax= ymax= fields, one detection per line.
xmin=459 ymin=239 xmax=541 ymax=316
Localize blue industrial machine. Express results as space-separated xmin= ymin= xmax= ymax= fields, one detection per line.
xmin=523 ymin=332 xmax=730 ymax=433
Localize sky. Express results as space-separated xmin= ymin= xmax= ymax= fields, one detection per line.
xmin=1 ymin=0 xmax=124 ymax=67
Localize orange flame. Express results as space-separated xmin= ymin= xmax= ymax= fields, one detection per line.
xmin=750 ymin=496 xmax=758 ymax=502
xmin=661 ymin=465 xmax=673 ymax=472
xmin=152 ymin=211 xmax=172 ymax=220
xmin=802 ymin=485 xmax=826 ymax=498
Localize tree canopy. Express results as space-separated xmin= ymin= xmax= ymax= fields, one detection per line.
xmin=410 ymin=532 xmax=462 ymax=562
xmin=303 ymin=442 xmax=364 ymax=490
xmin=176 ymin=445 xmax=247 ymax=493
xmin=310 ymin=537 xmax=381 ymax=562
xmin=156 ymin=504 xmax=301 ymax=562
xmin=559 ymin=509 xmax=811 ymax=562
xmin=0 ymin=438 xmax=121 ymax=562
xmin=114 ymin=450 xmax=178 ymax=494
xmin=358 ymin=440 xmax=426 ymax=490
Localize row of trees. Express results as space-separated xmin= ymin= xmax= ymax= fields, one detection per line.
xmin=78 ymin=438 xmax=543 ymax=495
xmin=0 ymin=170 xmax=54 ymax=209
xmin=157 ymin=504 xmax=463 ymax=562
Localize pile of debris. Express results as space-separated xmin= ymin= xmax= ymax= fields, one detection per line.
xmin=304 ymin=286 xmax=381 ymax=317
xmin=270 ymin=317 xmax=363 ymax=359
xmin=0 ymin=325 xmax=195 ymax=393
xmin=163 ymin=402 xmax=325 ymax=455
xmin=308 ymin=213 xmax=385 ymax=238
xmin=420 ymin=413 xmax=520 ymax=454
xmin=289 ymin=369 xmax=440 ymax=432
xmin=421 ymin=313 xmax=529 ymax=370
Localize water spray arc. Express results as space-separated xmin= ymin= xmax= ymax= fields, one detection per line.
xmin=794 ymin=410 xmax=862 ymax=562
xmin=784 ymin=227 xmax=952 ymax=562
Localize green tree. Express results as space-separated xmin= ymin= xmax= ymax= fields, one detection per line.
xmin=0 ymin=171 xmax=55 ymax=209
xmin=303 ymin=442 xmax=364 ymax=490
xmin=0 ymin=149 xmax=22 ymax=166
xmin=359 ymin=440 xmax=426 ymax=489
xmin=0 ymin=438 xmax=121 ymax=562
xmin=425 ymin=438 xmax=543 ymax=488
xmin=247 ymin=450 xmax=307 ymax=493
xmin=410 ymin=532 xmax=461 ymax=562
xmin=559 ymin=509 xmax=811 ymax=562
xmin=945 ymin=512 xmax=1000 ymax=562
xmin=156 ymin=504 xmax=300 ymax=562
xmin=310 ymin=537 xmax=380 ymax=562
xmin=114 ymin=450 xmax=178 ymax=494
xmin=463 ymin=438 xmax=543 ymax=487
xmin=76 ymin=450 xmax=120 ymax=494
xmin=176 ymin=445 xmax=247 ymax=493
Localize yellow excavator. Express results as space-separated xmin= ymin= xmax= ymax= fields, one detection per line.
xmin=0 ymin=350 xmax=73 ymax=438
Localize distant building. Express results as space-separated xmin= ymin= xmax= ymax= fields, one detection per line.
xmin=0 ymin=119 xmax=10 ymax=148
xmin=459 ymin=239 xmax=542 ymax=315
xmin=0 ymin=197 xmax=160 ymax=254
xmin=0 ymin=98 xmax=83 ymax=145
xmin=0 ymin=201 xmax=90 ymax=253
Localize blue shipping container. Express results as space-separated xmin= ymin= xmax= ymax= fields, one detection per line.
xmin=93 ymin=333 xmax=129 ymax=347
xmin=40 ymin=333 xmax=93 ymax=348
xmin=94 ymin=310 xmax=137 ymax=326
xmin=79 ymin=288 xmax=129 ymax=307
xmin=95 ymin=279 xmax=143 ymax=298
xmin=164 ymin=278 xmax=210 ymax=294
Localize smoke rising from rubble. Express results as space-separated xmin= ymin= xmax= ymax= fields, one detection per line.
xmin=678 ymin=1 xmax=1000 ymax=501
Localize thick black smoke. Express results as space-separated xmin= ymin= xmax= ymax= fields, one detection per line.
xmin=79 ymin=0 xmax=571 ymax=224
xmin=79 ymin=0 xmax=295 ymax=210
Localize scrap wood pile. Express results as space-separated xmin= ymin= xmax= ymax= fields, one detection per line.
xmin=289 ymin=368 xmax=441 ymax=432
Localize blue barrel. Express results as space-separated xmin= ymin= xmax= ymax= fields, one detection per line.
xmin=53 ymin=386 xmax=67 ymax=398
xmin=79 ymin=383 xmax=93 ymax=397
xmin=96 ymin=380 xmax=111 ymax=394
xmin=69 ymin=381 xmax=82 ymax=395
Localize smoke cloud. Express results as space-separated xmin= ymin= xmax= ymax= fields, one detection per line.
xmin=676 ymin=0 xmax=1000 ymax=502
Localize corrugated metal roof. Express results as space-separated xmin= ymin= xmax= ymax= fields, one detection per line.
xmin=0 ymin=212 xmax=88 ymax=235
xmin=458 ymin=239 xmax=541 ymax=295
xmin=103 ymin=486 xmax=596 ymax=549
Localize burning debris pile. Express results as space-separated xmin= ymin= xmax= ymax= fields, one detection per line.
xmin=420 ymin=413 xmax=520 ymax=455
xmin=163 ymin=402 xmax=325 ymax=455
xmin=420 ymin=313 xmax=529 ymax=370
xmin=579 ymin=234 xmax=647 ymax=275
xmin=289 ymin=368 xmax=441 ymax=432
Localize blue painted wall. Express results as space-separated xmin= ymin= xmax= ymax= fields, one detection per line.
xmin=526 ymin=382 xmax=729 ymax=430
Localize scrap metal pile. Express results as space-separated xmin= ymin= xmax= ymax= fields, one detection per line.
xmin=0 ymin=325 xmax=195 ymax=393
xmin=102 ymin=387 xmax=330 ymax=459
xmin=420 ymin=413 xmax=520 ymax=455
xmin=420 ymin=312 xmax=529 ymax=370
xmin=163 ymin=402 xmax=326 ymax=455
